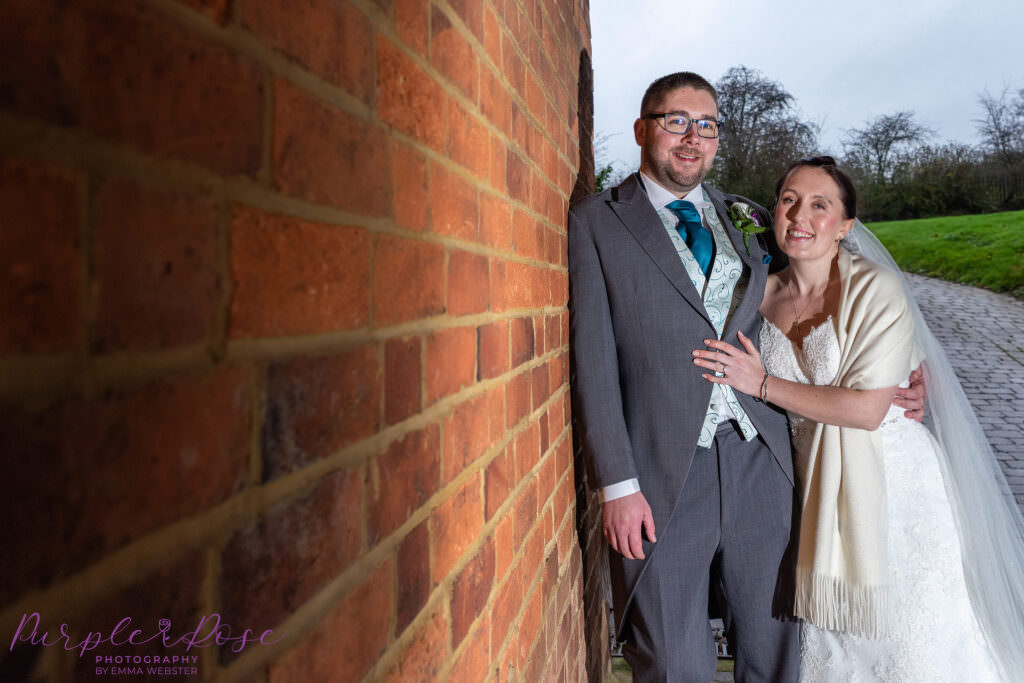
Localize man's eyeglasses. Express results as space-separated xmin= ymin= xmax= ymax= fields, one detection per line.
xmin=642 ymin=112 xmax=722 ymax=139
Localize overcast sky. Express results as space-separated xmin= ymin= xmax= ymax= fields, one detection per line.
xmin=591 ymin=0 xmax=1024 ymax=174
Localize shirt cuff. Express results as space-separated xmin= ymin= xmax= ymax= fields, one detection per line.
xmin=601 ymin=478 xmax=641 ymax=502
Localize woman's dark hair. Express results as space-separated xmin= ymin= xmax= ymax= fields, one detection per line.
xmin=775 ymin=155 xmax=857 ymax=219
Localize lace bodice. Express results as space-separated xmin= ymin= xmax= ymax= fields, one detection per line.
xmin=758 ymin=317 xmax=1002 ymax=682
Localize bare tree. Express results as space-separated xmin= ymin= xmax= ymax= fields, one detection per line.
xmin=593 ymin=131 xmax=629 ymax=193
xmin=975 ymin=86 xmax=1024 ymax=171
xmin=842 ymin=111 xmax=934 ymax=184
xmin=709 ymin=66 xmax=819 ymax=207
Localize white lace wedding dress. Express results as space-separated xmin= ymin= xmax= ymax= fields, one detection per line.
xmin=760 ymin=317 xmax=1004 ymax=683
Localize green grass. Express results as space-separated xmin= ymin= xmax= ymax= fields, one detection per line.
xmin=865 ymin=211 xmax=1024 ymax=300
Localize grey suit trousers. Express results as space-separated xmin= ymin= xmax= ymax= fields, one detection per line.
xmin=622 ymin=423 xmax=799 ymax=683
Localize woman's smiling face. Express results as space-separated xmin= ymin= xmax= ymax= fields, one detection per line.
xmin=774 ymin=166 xmax=854 ymax=263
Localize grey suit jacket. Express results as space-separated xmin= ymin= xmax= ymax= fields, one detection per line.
xmin=568 ymin=173 xmax=793 ymax=631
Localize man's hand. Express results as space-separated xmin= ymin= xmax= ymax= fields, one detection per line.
xmin=602 ymin=491 xmax=656 ymax=560
xmin=894 ymin=365 xmax=927 ymax=422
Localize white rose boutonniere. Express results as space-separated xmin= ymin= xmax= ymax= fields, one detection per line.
xmin=728 ymin=202 xmax=768 ymax=255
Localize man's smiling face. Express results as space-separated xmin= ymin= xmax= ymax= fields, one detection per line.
xmin=634 ymin=86 xmax=719 ymax=197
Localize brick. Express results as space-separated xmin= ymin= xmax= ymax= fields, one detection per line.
xmin=424 ymin=326 xmax=476 ymax=404
xmin=506 ymin=261 xmax=537 ymax=309
xmin=556 ymin=499 xmax=574 ymax=565
xmin=175 ymin=0 xmax=230 ymax=24
xmin=273 ymin=78 xmax=391 ymax=216
xmin=449 ymin=102 xmax=490 ymax=178
xmin=516 ymin=420 xmax=541 ymax=478
xmin=511 ymin=210 xmax=541 ymax=260
xmin=430 ymin=474 xmax=483 ymax=582
xmin=506 ymin=371 xmax=531 ymax=428
xmin=477 ymin=320 xmax=510 ymax=380
xmin=449 ymin=612 xmax=491 ymax=683
xmin=430 ymin=6 xmax=478 ymax=101
xmin=483 ymin=8 xmax=502 ymax=64
xmin=494 ymin=510 xmax=516 ymax=580
xmin=448 ymin=0 xmax=484 ymax=40
xmin=487 ymin=385 xmax=506 ymax=443
xmin=373 ymin=235 xmax=445 ymax=326
xmin=532 ymin=362 xmax=551 ymax=410
xmin=0 ymin=158 xmax=82 ymax=353
xmin=0 ymin=2 xmax=263 ymax=176
xmin=397 ymin=521 xmax=431 ymax=633
xmin=533 ymin=315 xmax=547 ymax=357
xmin=267 ymin=559 xmax=391 ymax=683
xmin=480 ymin=193 xmax=512 ymax=251
xmin=452 ymin=537 xmax=495 ymax=646
xmin=368 ymin=424 xmax=440 ymax=545
xmin=491 ymin=132 xmax=509 ymax=193
xmin=482 ymin=70 xmax=509 ymax=135
xmin=382 ymin=609 xmax=448 ymax=683
xmin=546 ymin=401 xmax=564 ymax=451
xmin=507 ymin=150 xmax=531 ymax=203
xmin=243 ymin=1 xmax=372 ymax=101
xmin=540 ymin=449 xmax=558 ymax=503
xmin=550 ymin=351 xmax=569 ymax=393
xmin=501 ymin=32 xmax=525 ymax=98
xmin=443 ymin=394 xmax=491 ymax=483
xmin=544 ymin=142 xmax=561 ymax=190
xmin=514 ymin=477 xmax=539 ymax=549
xmin=539 ymin=412 xmax=550 ymax=459
xmin=377 ymin=36 xmax=447 ymax=152
xmin=0 ymin=367 xmax=249 ymax=604
xmin=490 ymin=257 xmax=507 ymax=313
xmin=491 ymin=570 xmax=523 ymax=652
xmin=555 ymin=477 xmax=575 ymax=555
xmin=430 ymin=164 xmax=478 ymax=241
xmin=72 ymin=553 xmax=204 ymax=676
xmin=510 ymin=104 xmax=529 ymax=151
xmin=386 ymin=336 xmax=422 ymax=425
xmin=546 ymin=313 xmax=561 ymax=353
xmin=498 ymin=639 xmax=519 ymax=683
xmin=552 ymin=269 xmax=569 ymax=306
xmin=448 ymin=250 xmax=489 ymax=316
xmin=392 ymin=140 xmax=429 ymax=232
xmin=395 ymin=0 xmax=429 ymax=56
xmin=517 ymin=584 xmax=544 ymax=662
xmin=93 ymin=180 xmax=219 ymax=352
xmin=510 ymin=317 xmax=534 ymax=368
xmin=485 ymin=446 xmax=515 ymax=520
xmin=221 ymin=467 xmax=363 ymax=633
xmin=526 ymin=124 xmax=544 ymax=164
xmin=230 ymin=207 xmax=369 ymax=338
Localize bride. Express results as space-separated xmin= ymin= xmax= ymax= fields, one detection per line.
xmin=692 ymin=156 xmax=1024 ymax=681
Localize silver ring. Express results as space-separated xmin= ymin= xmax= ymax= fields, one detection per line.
xmin=721 ymin=364 xmax=728 ymax=376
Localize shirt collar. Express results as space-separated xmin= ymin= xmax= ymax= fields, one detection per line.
xmin=638 ymin=171 xmax=705 ymax=212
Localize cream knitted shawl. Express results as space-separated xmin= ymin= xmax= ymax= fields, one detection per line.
xmin=792 ymin=249 xmax=922 ymax=638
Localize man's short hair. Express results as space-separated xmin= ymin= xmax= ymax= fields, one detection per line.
xmin=640 ymin=72 xmax=718 ymax=116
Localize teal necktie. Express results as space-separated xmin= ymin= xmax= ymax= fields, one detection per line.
xmin=667 ymin=199 xmax=713 ymax=278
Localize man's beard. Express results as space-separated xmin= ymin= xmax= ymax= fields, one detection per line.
xmin=653 ymin=149 xmax=709 ymax=194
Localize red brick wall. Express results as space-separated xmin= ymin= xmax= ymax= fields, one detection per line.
xmin=0 ymin=0 xmax=593 ymax=681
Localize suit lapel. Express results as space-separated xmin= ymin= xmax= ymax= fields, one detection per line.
xmin=610 ymin=175 xmax=712 ymax=326
xmin=707 ymin=188 xmax=762 ymax=272
xmin=705 ymin=186 xmax=770 ymax=340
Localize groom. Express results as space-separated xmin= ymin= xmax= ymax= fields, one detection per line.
xmin=569 ymin=72 xmax=798 ymax=682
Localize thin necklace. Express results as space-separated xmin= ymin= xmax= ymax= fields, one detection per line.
xmin=788 ymin=278 xmax=823 ymax=331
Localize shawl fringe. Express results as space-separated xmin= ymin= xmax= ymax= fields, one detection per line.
xmin=794 ymin=566 xmax=890 ymax=640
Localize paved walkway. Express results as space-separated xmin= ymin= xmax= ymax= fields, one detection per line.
xmin=906 ymin=273 xmax=1024 ymax=512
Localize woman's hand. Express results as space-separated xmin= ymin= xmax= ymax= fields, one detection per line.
xmin=692 ymin=331 xmax=765 ymax=397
